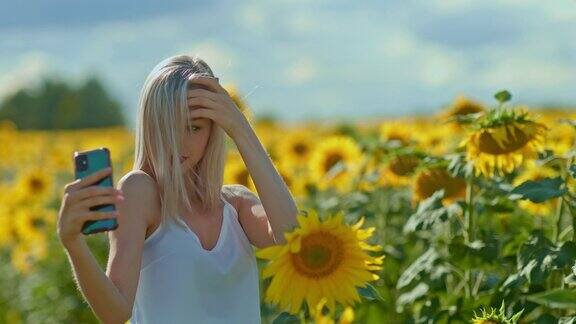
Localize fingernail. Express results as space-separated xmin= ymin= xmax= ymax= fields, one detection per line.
xmin=117 ymin=195 xmax=125 ymax=201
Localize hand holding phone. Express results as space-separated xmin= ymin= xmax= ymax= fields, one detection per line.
xmin=57 ymin=148 xmax=122 ymax=246
xmin=57 ymin=166 xmax=124 ymax=246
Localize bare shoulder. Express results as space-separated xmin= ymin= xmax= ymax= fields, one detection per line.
xmin=116 ymin=170 xmax=161 ymax=226
xmin=118 ymin=169 xmax=157 ymax=189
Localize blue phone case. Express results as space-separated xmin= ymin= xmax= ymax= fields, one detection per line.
xmin=73 ymin=147 xmax=119 ymax=235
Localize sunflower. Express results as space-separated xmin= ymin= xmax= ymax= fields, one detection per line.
xmin=379 ymin=119 xmax=415 ymax=147
xmin=411 ymin=165 xmax=467 ymax=207
xmin=379 ymin=153 xmax=422 ymax=187
xmin=459 ymin=106 xmax=548 ymax=178
xmin=224 ymin=153 xmax=256 ymax=192
xmin=274 ymin=128 xmax=316 ymax=168
xmin=543 ymin=117 xmax=575 ymax=157
xmin=14 ymin=204 xmax=56 ymax=242
xmin=13 ymin=166 xmax=54 ymax=204
xmin=255 ymin=210 xmax=384 ymax=315
xmin=441 ymin=94 xmax=486 ymax=120
xmin=412 ymin=120 xmax=454 ymax=156
xmin=471 ymin=302 xmax=523 ymax=324
xmin=308 ymin=136 xmax=363 ymax=192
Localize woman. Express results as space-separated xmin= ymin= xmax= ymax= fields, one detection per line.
xmin=57 ymin=54 xmax=299 ymax=323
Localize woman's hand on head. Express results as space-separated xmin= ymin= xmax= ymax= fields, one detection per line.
xmin=57 ymin=167 xmax=124 ymax=248
xmin=187 ymin=75 xmax=251 ymax=139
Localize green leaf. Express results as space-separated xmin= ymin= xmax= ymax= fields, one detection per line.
xmin=559 ymin=316 xmax=576 ymax=324
xmin=509 ymin=177 xmax=566 ymax=203
xmin=396 ymin=282 xmax=429 ymax=310
xmin=527 ymin=288 xmax=576 ymax=309
xmin=569 ymin=164 xmax=576 ymax=179
xmin=494 ymin=90 xmax=512 ymax=103
xmin=357 ymin=282 xmax=385 ymax=302
xmin=517 ymin=230 xmax=556 ymax=285
xmin=557 ymin=242 xmax=576 ymax=268
xmin=272 ymin=312 xmax=300 ymax=324
xmin=403 ymin=190 xmax=458 ymax=233
xmin=449 ymin=237 xmax=499 ymax=269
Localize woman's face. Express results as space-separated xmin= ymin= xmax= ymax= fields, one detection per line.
xmin=171 ymin=80 xmax=214 ymax=172
xmin=178 ymin=116 xmax=212 ymax=172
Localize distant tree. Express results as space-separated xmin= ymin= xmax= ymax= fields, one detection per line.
xmin=0 ymin=75 xmax=125 ymax=130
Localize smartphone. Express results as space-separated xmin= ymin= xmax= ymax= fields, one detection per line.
xmin=73 ymin=147 xmax=119 ymax=235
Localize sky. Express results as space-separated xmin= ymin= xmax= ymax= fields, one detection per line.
xmin=0 ymin=0 xmax=575 ymax=129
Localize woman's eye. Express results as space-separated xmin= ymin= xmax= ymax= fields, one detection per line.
xmin=186 ymin=126 xmax=201 ymax=133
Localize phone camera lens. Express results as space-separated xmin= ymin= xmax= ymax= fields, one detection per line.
xmin=76 ymin=155 xmax=88 ymax=172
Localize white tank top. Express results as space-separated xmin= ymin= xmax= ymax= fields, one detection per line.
xmin=129 ymin=191 xmax=261 ymax=324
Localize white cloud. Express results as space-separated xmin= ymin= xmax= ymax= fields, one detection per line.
xmin=0 ymin=52 xmax=51 ymax=99
xmin=236 ymin=3 xmax=267 ymax=29
xmin=427 ymin=0 xmax=477 ymax=13
xmin=418 ymin=46 xmax=468 ymax=87
xmin=379 ymin=30 xmax=468 ymax=87
xmin=476 ymin=57 xmax=576 ymax=89
xmin=381 ymin=31 xmax=418 ymax=58
xmin=284 ymin=11 xmax=317 ymax=34
xmin=284 ymin=57 xmax=318 ymax=85
xmin=176 ymin=40 xmax=238 ymax=80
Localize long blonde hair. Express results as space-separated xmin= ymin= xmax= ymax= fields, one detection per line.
xmin=133 ymin=54 xmax=226 ymax=230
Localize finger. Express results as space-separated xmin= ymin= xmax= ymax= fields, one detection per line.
xmin=69 ymin=186 xmax=122 ymax=204
xmin=187 ymin=97 xmax=219 ymax=110
xmin=79 ymin=194 xmax=123 ymax=210
xmin=79 ymin=210 xmax=118 ymax=223
xmin=67 ymin=167 xmax=112 ymax=192
xmin=188 ymin=75 xmax=224 ymax=94
xmin=187 ymin=89 xmax=218 ymax=101
xmin=187 ymin=108 xmax=215 ymax=121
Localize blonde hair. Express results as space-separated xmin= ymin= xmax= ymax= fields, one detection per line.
xmin=133 ymin=54 xmax=226 ymax=230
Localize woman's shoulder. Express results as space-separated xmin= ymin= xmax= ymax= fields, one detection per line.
xmin=117 ymin=170 xmax=161 ymax=226
xmin=118 ymin=169 xmax=159 ymax=192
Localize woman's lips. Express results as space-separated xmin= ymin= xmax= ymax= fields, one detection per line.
xmin=179 ymin=155 xmax=189 ymax=163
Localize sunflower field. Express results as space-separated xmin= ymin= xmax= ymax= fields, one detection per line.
xmin=1 ymin=90 xmax=576 ymax=323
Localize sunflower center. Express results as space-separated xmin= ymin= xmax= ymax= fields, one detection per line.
xmin=415 ymin=168 xmax=466 ymax=200
xmin=388 ymin=156 xmax=419 ymax=176
xmin=452 ymin=104 xmax=483 ymax=116
xmin=324 ymin=153 xmax=343 ymax=173
xmin=32 ymin=218 xmax=46 ymax=229
xmin=293 ymin=143 xmax=308 ymax=156
xmin=291 ymin=231 xmax=344 ymax=278
xmin=477 ymin=125 xmax=530 ymax=154
xmin=29 ymin=178 xmax=45 ymax=193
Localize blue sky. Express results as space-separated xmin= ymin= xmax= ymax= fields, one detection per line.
xmin=0 ymin=0 xmax=575 ymax=128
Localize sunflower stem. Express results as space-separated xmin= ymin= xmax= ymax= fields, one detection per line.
xmin=563 ymin=196 xmax=576 ymax=242
xmin=465 ymin=171 xmax=475 ymax=244
xmin=554 ymin=156 xmax=572 ymax=243
xmin=565 ymin=156 xmax=576 ymax=242
xmin=464 ymin=170 xmax=476 ymax=299
xmin=555 ymin=197 xmax=564 ymax=244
